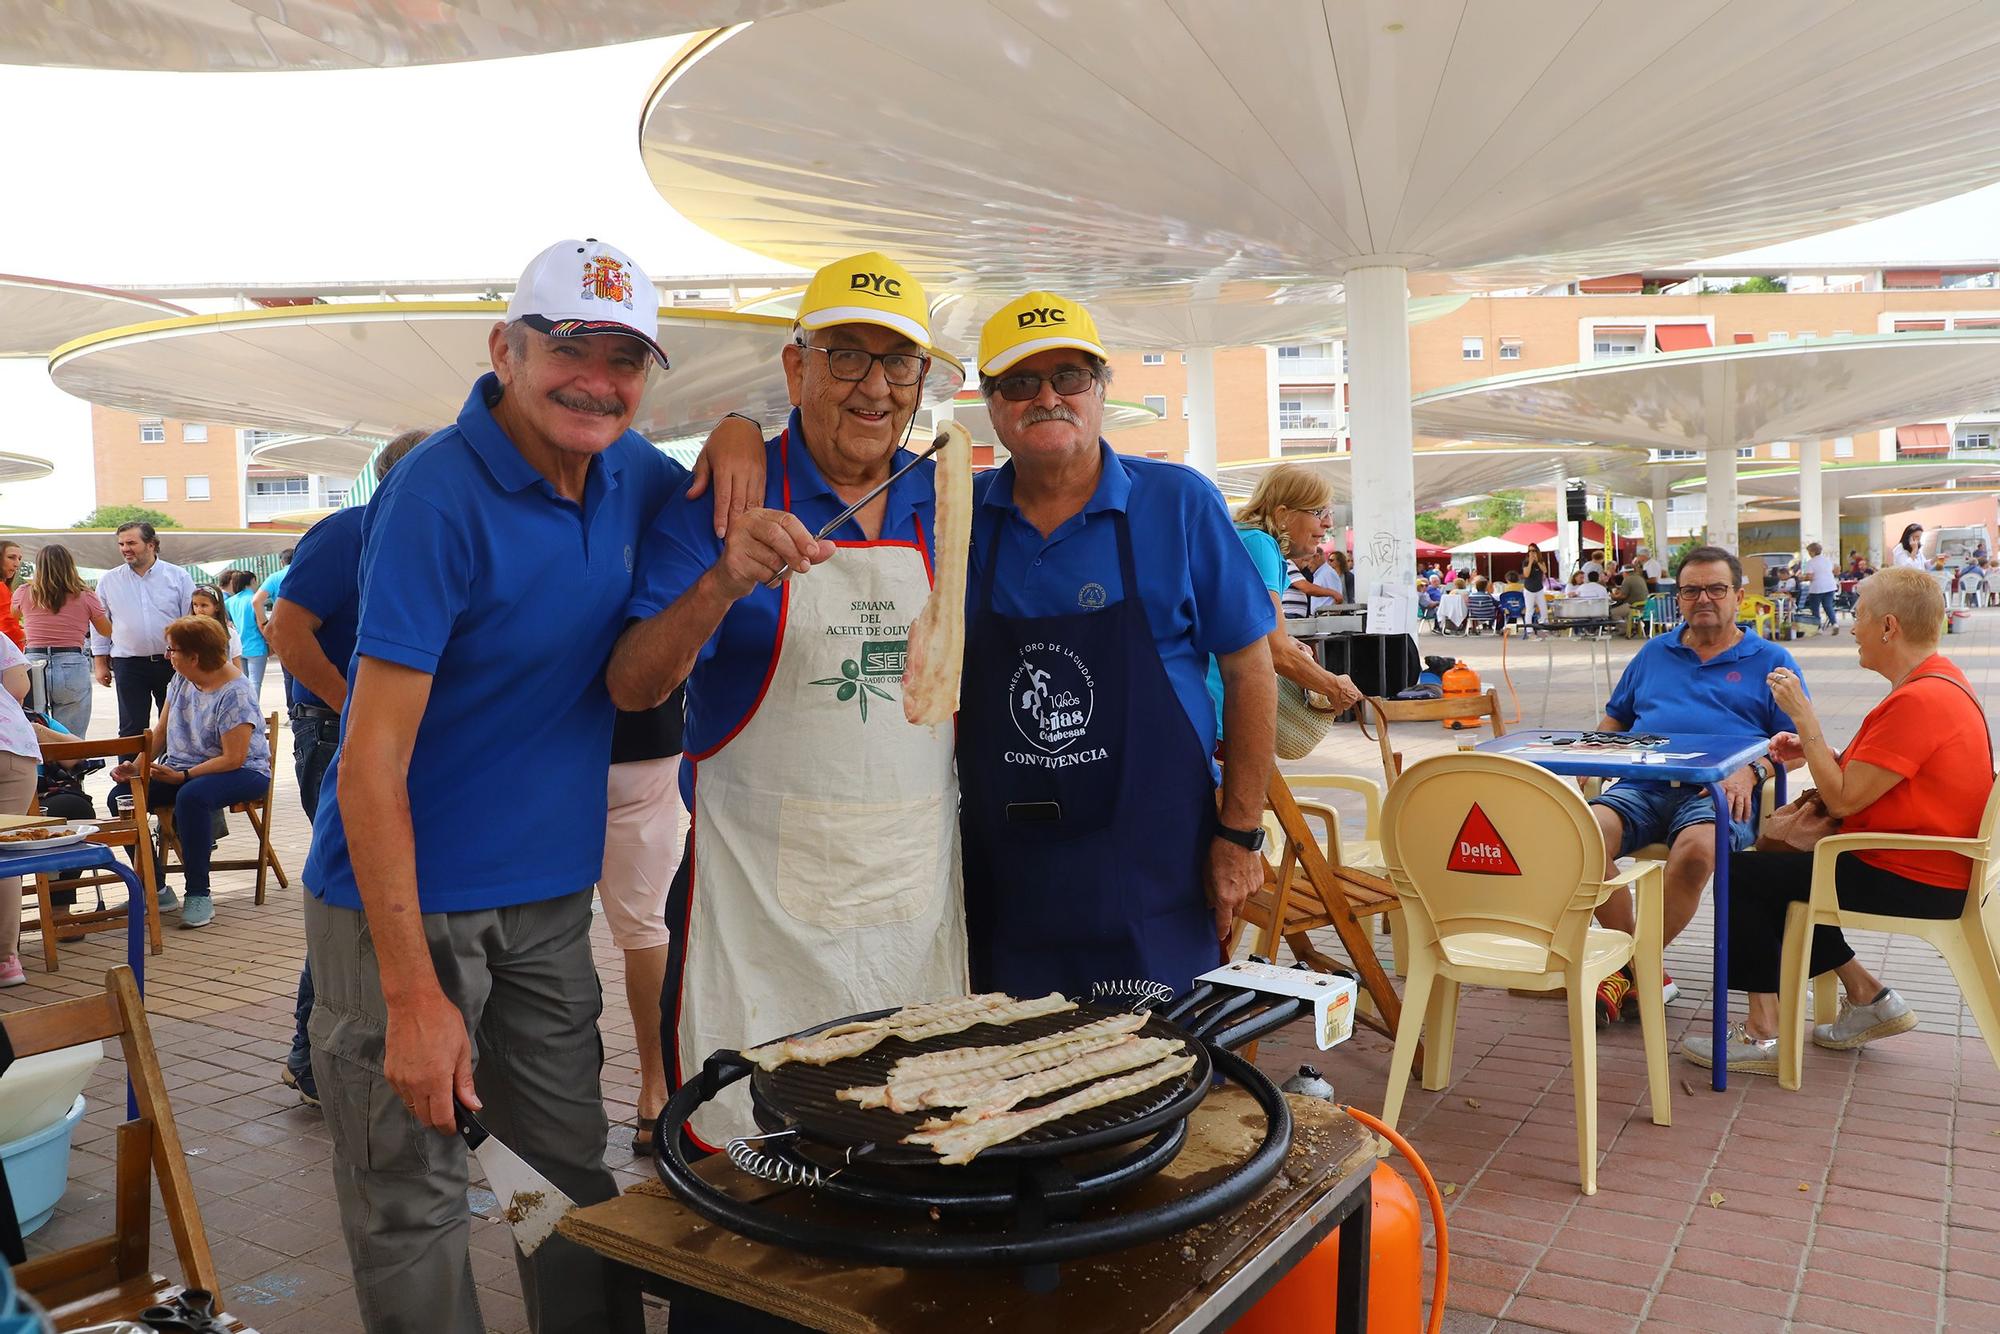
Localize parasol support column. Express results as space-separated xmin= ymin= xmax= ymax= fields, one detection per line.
xmin=1702 ymin=363 xmax=1742 ymax=556
xmin=1346 ymin=264 xmax=1417 ymax=609
xmin=1651 ymin=466 xmax=1672 ymax=565
xmin=1185 ymin=346 xmax=1218 ymax=478
xmin=1798 ymin=442 xmax=1823 ymax=553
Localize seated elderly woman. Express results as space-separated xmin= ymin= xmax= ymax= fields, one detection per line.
xmin=1684 ymin=567 xmax=1994 ymax=1075
xmin=111 ymin=615 xmax=270 ymax=932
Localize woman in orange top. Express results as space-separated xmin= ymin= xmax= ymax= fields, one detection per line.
xmin=1686 ymin=566 xmax=1995 ymax=1077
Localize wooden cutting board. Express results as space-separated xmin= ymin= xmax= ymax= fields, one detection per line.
xmin=559 ymin=1089 xmax=1375 ymax=1333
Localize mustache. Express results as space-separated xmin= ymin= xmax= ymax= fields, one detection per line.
xmin=1022 ymin=404 xmax=1083 ymax=428
xmin=549 ymin=387 xmax=624 ymax=416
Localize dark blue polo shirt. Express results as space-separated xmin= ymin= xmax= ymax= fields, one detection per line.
xmin=304 ymin=374 xmax=684 ymax=913
xmin=969 ymin=444 xmax=1273 ymax=774
xmin=275 ymin=504 xmax=365 ymax=711
xmin=626 ymin=409 xmax=937 ymax=808
xmin=1603 ymin=626 xmax=1804 ymax=738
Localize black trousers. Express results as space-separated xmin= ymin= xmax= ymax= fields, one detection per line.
xmin=109 ymin=655 xmax=173 ymax=739
xmin=1727 ymin=848 xmax=1962 ymax=994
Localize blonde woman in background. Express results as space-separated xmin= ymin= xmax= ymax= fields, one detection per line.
xmin=14 ymin=544 xmax=112 ymax=737
xmin=1204 ymin=465 xmax=1363 ymax=734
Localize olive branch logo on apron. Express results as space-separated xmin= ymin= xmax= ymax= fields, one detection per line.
xmin=811 ymin=653 xmax=900 ymax=722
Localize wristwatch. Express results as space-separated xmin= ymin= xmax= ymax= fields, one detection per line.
xmin=1213 ymin=822 xmax=1267 ymax=853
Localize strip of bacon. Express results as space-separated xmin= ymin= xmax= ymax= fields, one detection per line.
xmin=902 ymin=1053 xmax=1199 ymax=1165
xmin=902 ymin=421 xmax=970 ymax=727
xmin=840 ymin=1024 xmax=1145 ymax=1111
xmin=887 ymin=1013 xmax=1148 ymax=1083
xmin=742 ymin=991 xmax=1073 ymax=1071
xmin=913 ymin=1037 xmax=1186 ymax=1128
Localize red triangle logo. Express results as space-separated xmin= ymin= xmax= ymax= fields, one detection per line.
xmin=1445 ymin=803 xmax=1522 ymax=876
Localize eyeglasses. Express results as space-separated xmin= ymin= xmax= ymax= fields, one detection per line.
xmin=1676 ymin=583 xmax=1736 ymax=602
xmin=992 ymin=366 xmax=1099 ymax=402
xmin=797 ymin=343 xmax=929 ymax=387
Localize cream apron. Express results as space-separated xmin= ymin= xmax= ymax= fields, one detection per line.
xmin=674 ymin=521 xmax=967 ymax=1149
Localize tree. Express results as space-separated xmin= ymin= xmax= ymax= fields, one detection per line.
xmin=1465 ymin=489 xmax=1527 ymax=539
xmin=72 ymin=506 xmax=178 ymax=530
xmin=1414 ymin=513 xmax=1463 ymax=547
xmin=1590 ymin=504 xmax=1635 ymax=539
xmin=1725 ymin=276 xmax=1785 ymax=294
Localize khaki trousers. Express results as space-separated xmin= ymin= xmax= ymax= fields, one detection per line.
xmin=305 ymin=888 xmax=638 ymax=1334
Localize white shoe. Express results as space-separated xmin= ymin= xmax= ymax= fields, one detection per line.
xmin=1813 ymin=989 xmax=1917 ymax=1050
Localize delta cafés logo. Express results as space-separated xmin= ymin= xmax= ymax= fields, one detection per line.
xmin=1009 ymin=641 xmax=1094 ymax=754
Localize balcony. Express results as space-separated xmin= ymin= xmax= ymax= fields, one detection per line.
xmin=1278 ymin=413 xmax=1339 ymax=439
xmin=245 ymin=490 xmax=315 ymax=522
xmin=1275 ymin=356 xmax=1341 ymax=380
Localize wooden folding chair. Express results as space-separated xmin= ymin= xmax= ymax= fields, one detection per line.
xmin=24 ymin=735 xmax=162 ymax=970
xmin=1364 ymin=687 xmax=1509 ymax=782
xmin=9 ymin=966 xmax=260 ymax=1330
xmin=155 ymin=713 xmax=288 ymax=906
xmin=1232 ymin=770 xmax=1406 ymax=1047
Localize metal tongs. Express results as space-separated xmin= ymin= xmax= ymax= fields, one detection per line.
xmin=812 ymin=427 xmax=953 ymax=541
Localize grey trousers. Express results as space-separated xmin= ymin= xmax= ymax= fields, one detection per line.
xmin=305 ymin=888 xmax=640 ymax=1334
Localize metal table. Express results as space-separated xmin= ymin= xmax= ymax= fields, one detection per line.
xmin=1533 ymin=617 xmax=1621 ymax=724
xmin=1473 ymin=730 xmax=1777 ymax=1091
xmin=0 ymin=841 xmax=149 ymax=1116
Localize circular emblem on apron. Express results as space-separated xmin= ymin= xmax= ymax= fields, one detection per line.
xmin=1009 ymin=641 xmax=1095 ymax=755
xmin=1077 ymin=582 xmax=1107 ymax=609
xmin=624 ymin=544 xmax=636 ymax=572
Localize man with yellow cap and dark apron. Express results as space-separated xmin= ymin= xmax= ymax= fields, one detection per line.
xmin=608 ymin=252 xmax=966 ymax=1152
xmin=955 ymin=292 xmax=1278 ymax=1000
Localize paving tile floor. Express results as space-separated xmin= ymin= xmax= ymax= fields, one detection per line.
xmin=3 ymin=607 xmax=1995 ymax=1331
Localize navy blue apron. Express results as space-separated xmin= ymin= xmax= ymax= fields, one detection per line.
xmin=958 ymin=502 xmax=1223 ymax=999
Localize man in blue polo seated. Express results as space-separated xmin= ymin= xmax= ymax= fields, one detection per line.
xmin=1586 ymin=545 xmax=1803 ymax=1025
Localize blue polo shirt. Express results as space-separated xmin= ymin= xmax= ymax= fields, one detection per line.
xmin=1603 ymin=627 xmax=1803 ymax=739
xmin=304 ymin=374 xmax=684 ymax=912
xmin=275 ymin=505 xmax=365 ymax=711
xmin=969 ymin=444 xmax=1273 ymax=773
xmin=627 ymin=409 xmax=936 ymax=808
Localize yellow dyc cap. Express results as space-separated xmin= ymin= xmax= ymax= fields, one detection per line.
xmin=978 ymin=291 xmax=1108 ymax=376
xmin=796 ymin=252 xmax=932 ymax=349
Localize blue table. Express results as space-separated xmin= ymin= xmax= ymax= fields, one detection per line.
xmin=0 ymin=841 xmax=148 ymax=1117
xmin=1474 ymin=731 xmax=1778 ymax=1091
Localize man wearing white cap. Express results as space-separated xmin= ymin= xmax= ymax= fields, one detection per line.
xmin=958 ymin=292 xmax=1277 ymax=999
xmin=302 ymin=239 xmax=685 ymax=1334
xmin=608 ymin=251 xmax=967 ymax=1151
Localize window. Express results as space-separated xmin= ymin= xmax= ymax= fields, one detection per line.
xmin=1591 ymin=327 xmax=1643 ymax=359
xmin=181 ymin=423 xmax=208 ymax=443
xmin=1834 ymin=436 xmax=1854 ymax=458
xmin=1279 ymin=398 xmax=1302 ymax=416
xmin=141 ymin=476 xmax=167 ymax=502
xmin=1180 ymin=396 xmax=1189 ymax=420
xmin=1277 ymin=346 xmax=1303 ymax=359
xmin=1142 ymin=395 xmax=1167 ymax=417
xmin=1141 ymin=352 xmax=1164 ymax=366
xmin=185 ymin=475 xmax=210 ymax=501
xmin=1957 ymin=431 xmax=1995 ymax=451
xmin=1179 ymin=353 xmax=1188 ymax=365
xmin=139 ymin=419 xmax=165 ymax=444
xmin=1461 ymin=337 xmax=1483 ymax=361
xmin=1651 ymin=448 xmax=1699 ymax=461
xmin=1771 ymin=442 xmax=1790 ymax=458
xmin=1767 ymin=332 xmax=1788 ymax=341
xmin=251 ymin=477 xmax=310 ymax=498
xmin=240 ymin=428 xmax=285 ymax=450
xmin=1736 ymin=447 xmax=1754 ymax=459
xmin=325 ymin=489 xmax=349 ymax=510
xmin=1498 ymin=338 xmax=1523 ymax=360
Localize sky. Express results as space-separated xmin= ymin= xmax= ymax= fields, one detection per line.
xmin=3 ymin=38 xmax=1999 ymax=525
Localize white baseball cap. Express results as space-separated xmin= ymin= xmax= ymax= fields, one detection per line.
xmin=504 ymin=238 xmax=669 ymax=369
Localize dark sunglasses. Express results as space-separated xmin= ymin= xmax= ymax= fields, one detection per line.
xmin=993 ymin=366 xmax=1099 ymax=402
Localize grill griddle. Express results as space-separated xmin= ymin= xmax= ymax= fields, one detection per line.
xmin=748 ymin=1004 xmax=1211 ymax=1166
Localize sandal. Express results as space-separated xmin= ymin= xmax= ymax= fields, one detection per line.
xmin=631 ymin=1113 xmax=659 ymax=1157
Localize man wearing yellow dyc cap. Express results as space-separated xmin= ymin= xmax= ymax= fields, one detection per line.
xmin=957 ymin=292 xmax=1277 ymax=999
xmin=608 ymin=252 xmax=967 ymax=1149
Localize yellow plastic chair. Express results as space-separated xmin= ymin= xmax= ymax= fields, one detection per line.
xmin=1739 ymin=594 xmax=1778 ymax=639
xmin=1776 ymin=776 xmax=2000 ymax=1090
xmin=1379 ymin=752 xmax=1671 ymax=1195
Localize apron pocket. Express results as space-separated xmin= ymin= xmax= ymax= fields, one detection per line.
xmin=775 ymin=793 xmax=941 ymax=929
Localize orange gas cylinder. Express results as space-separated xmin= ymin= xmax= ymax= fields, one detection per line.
xmin=1439 ymin=660 xmax=1481 ymax=729
xmin=1226 ymin=1162 xmax=1425 ymax=1334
